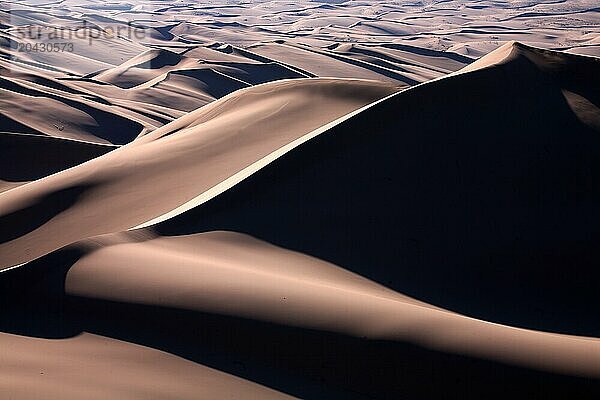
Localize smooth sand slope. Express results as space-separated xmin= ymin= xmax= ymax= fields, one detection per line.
xmin=2 ymin=231 xmax=599 ymax=399
xmin=55 ymin=231 xmax=600 ymax=377
xmin=0 ymin=332 xmax=296 ymax=400
xmin=148 ymin=42 xmax=600 ymax=336
xmin=0 ymin=67 xmax=146 ymax=144
xmin=0 ymin=78 xmax=398 ymax=269
xmin=1 ymin=43 xmax=599 ymax=399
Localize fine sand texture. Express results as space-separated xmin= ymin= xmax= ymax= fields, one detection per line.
xmin=1 ymin=1 xmax=600 ymax=399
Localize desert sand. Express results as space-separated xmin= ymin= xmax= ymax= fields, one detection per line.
xmin=1 ymin=1 xmax=600 ymax=399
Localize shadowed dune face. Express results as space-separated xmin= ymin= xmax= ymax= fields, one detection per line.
xmin=0 ymin=133 xmax=115 ymax=186
xmin=153 ymin=44 xmax=600 ymax=336
xmin=0 ymin=232 xmax=599 ymax=399
xmin=0 ymin=78 xmax=398 ymax=269
xmin=160 ymin=69 xmax=250 ymax=98
xmin=0 ymin=74 xmax=145 ymax=144
xmin=0 ymin=184 xmax=92 ymax=244
xmin=1 ymin=42 xmax=599 ymax=400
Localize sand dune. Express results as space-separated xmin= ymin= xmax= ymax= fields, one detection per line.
xmin=2 ymin=229 xmax=599 ymax=398
xmin=2 ymin=40 xmax=599 ymax=398
xmin=93 ymin=49 xmax=200 ymax=89
xmin=0 ymin=78 xmax=398 ymax=269
xmin=0 ymin=132 xmax=115 ymax=192
xmin=246 ymin=41 xmax=420 ymax=85
xmin=57 ymin=231 xmax=600 ymax=378
xmin=1 ymin=1 xmax=599 ymax=399
xmin=0 ymin=83 xmax=144 ymax=143
xmin=0 ymin=332 xmax=296 ymax=400
xmin=149 ymin=42 xmax=600 ymax=336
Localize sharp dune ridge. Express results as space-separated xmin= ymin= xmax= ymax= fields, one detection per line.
xmin=149 ymin=42 xmax=599 ymax=335
xmin=0 ymin=77 xmax=399 ymax=269
xmin=1 ymin=1 xmax=600 ymax=398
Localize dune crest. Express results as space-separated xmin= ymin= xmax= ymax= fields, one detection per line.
xmin=144 ymin=44 xmax=600 ymax=338
xmin=0 ymin=78 xmax=398 ymax=269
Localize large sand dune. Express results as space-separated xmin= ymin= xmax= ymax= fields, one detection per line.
xmin=1 ymin=1 xmax=599 ymax=399
xmin=150 ymin=42 xmax=599 ymax=335
xmin=0 ymin=78 xmax=397 ymax=268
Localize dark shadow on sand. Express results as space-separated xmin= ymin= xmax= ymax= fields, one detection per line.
xmin=0 ymin=133 xmax=114 ymax=182
xmin=0 ymin=185 xmax=91 ymax=244
xmin=0 ymin=251 xmax=599 ymax=400
xmin=153 ymin=48 xmax=600 ymax=336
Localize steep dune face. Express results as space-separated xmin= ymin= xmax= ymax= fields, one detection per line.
xmin=93 ymin=49 xmax=200 ymax=89
xmin=245 ymin=41 xmax=423 ymax=85
xmin=0 ymin=78 xmax=398 ymax=269
xmin=0 ymin=73 xmax=145 ymax=144
xmin=2 ymin=232 xmax=599 ymax=399
xmin=458 ymin=41 xmax=599 ymax=128
xmin=149 ymin=43 xmax=600 ymax=336
xmin=58 ymin=232 xmax=600 ymax=379
xmin=0 ymin=133 xmax=115 ymax=192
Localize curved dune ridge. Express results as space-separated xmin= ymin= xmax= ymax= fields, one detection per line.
xmin=146 ymin=42 xmax=600 ymax=336
xmin=3 ymin=227 xmax=599 ymax=399
xmin=0 ymin=332 xmax=296 ymax=400
xmin=0 ymin=78 xmax=399 ymax=269
xmin=93 ymin=49 xmax=201 ymax=89
xmin=1 ymin=42 xmax=600 ymax=399
xmin=59 ymin=231 xmax=600 ymax=378
xmin=0 ymin=69 xmax=146 ymax=144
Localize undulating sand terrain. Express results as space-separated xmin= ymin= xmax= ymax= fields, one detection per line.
xmin=1 ymin=1 xmax=600 ymax=399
